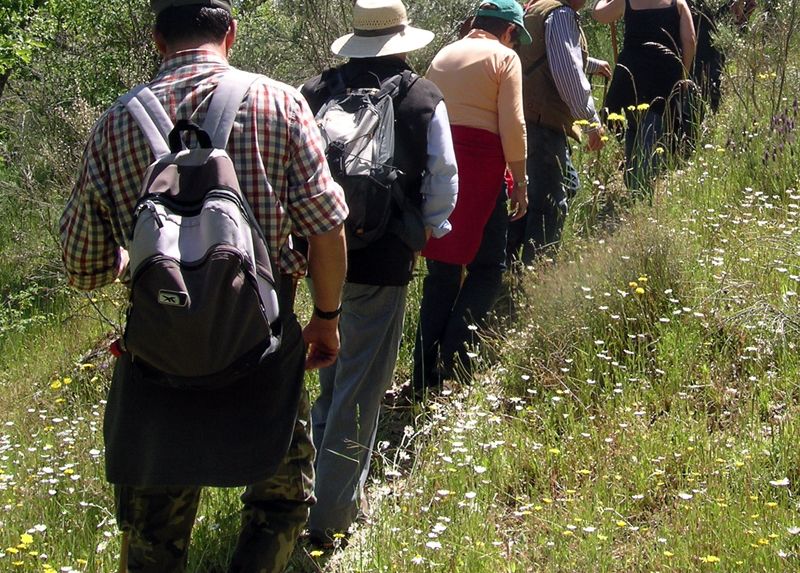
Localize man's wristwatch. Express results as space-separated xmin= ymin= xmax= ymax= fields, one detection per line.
xmin=515 ymin=175 xmax=529 ymax=188
xmin=314 ymin=304 xmax=343 ymax=320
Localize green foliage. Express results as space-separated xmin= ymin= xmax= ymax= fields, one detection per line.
xmin=0 ymin=0 xmax=45 ymax=75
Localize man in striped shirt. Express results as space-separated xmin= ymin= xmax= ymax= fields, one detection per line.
xmin=509 ymin=0 xmax=611 ymax=264
xmin=60 ymin=1 xmax=348 ymax=570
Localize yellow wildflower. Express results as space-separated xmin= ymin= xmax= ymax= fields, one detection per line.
xmin=700 ymin=555 xmax=720 ymax=563
xmin=635 ymin=287 xmax=645 ymax=295
xmin=607 ymin=112 xmax=626 ymax=122
xmin=20 ymin=534 xmax=33 ymax=545
xmin=636 ymin=103 xmax=650 ymax=111
xmin=50 ymin=381 xmax=62 ymax=390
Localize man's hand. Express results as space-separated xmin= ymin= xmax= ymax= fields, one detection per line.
xmin=594 ymin=59 xmax=612 ymax=80
xmin=302 ymin=315 xmax=340 ymax=370
xmin=587 ymin=126 xmax=606 ymax=152
xmin=508 ymin=184 xmax=528 ymax=221
xmin=116 ymin=247 xmax=129 ymax=278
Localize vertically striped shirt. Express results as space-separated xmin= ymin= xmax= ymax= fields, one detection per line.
xmin=61 ymin=50 xmax=348 ymax=290
xmin=546 ymin=8 xmax=603 ymax=129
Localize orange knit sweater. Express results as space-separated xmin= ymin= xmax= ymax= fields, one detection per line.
xmin=426 ymin=29 xmax=527 ymax=163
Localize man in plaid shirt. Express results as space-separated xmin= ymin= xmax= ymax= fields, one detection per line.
xmin=60 ymin=1 xmax=348 ymax=571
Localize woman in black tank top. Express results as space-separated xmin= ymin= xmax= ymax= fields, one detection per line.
xmin=594 ymin=0 xmax=696 ymax=197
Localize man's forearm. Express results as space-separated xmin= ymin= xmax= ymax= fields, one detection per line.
xmin=307 ymin=223 xmax=347 ymax=311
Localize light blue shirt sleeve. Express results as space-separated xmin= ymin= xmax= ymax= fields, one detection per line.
xmin=420 ymin=100 xmax=458 ymax=239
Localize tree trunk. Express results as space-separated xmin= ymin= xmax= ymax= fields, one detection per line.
xmin=0 ymin=70 xmax=10 ymax=102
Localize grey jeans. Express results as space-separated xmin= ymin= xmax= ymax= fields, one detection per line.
xmin=308 ymin=282 xmax=408 ymax=536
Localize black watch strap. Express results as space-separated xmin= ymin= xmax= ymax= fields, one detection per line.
xmin=314 ymin=304 xmax=342 ymax=320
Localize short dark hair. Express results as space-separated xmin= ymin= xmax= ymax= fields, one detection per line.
xmin=471 ymin=15 xmax=514 ymax=40
xmin=155 ymin=5 xmax=232 ymax=46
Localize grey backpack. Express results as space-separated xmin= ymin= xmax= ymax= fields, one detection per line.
xmin=119 ymin=71 xmax=281 ymax=390
xmin=315 ymin=70 xmax=425 ymax=250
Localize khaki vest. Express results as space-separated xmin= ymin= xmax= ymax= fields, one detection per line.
xmin=520 ymin=0 xmax=588 ymax=140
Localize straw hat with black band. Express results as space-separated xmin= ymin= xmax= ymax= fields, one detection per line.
xmin=331 ymin=0 xmax=434 ymax=58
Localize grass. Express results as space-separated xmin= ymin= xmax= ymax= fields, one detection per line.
xmin=1 ymin=5 xmax=800 ymax=573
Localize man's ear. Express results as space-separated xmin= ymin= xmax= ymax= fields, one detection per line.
xmin=224 ymin=19 xmax=237 ymax=55
xmin=500 ymin=23 xmax=516 ymax=47
xmin=153 ymin=29 xmax=168 ymax=56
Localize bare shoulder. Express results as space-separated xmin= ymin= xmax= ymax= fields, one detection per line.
xmin=675 ymin=0 xmax=692 ymax=17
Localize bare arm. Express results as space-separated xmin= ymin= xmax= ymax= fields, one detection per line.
xmin=677 ymin=0 xmax=697 ymax=73
xmin=593 ymin=0 xmax=625 ymax=24
xmin=303 ymin=223 xmax=347 ymax=369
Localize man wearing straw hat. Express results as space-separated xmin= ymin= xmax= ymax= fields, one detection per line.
xmin=301 ymin=0 xmax=458 ymax=547
xmin=507 ymin=0 xmax=611 ymax=264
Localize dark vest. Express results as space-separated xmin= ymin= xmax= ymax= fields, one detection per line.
xmin=520 ymin=0 xmax=588 ymax=140
xmin=301 ymin=57 xmax=443 ymax=286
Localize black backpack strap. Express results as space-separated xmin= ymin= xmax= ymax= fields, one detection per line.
xmin=378 ymin=70 xmax=418 ymax=100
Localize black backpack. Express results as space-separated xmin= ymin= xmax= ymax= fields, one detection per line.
xmin=119 ymin=71 xmax=281 ymax=390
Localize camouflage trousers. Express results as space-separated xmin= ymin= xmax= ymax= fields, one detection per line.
xmin=115 ymin=391 xmax=315 ymax=573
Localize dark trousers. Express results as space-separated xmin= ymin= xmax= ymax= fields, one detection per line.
xmin=412 ymin=189 xmax=508 ymax=392
xmin=624 ymin=109 xmax=664 ymax=200
xmin=507 ymin=123 xmax=579 ymax=265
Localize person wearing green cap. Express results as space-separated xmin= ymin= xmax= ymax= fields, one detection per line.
xmin=61 ymin=1 xmax=349 ymax=571
xmin=414 ymin=0 xmax=529 ymax=394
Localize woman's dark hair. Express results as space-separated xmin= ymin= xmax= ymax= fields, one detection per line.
xmin=471 ymin=15 xmax=515 ymax=41
xmin=155 ymin=5 xmax=232 ymax=46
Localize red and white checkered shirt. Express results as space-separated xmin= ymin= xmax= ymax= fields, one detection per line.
xmin=60 ymin=49 xmax=347 ymax=290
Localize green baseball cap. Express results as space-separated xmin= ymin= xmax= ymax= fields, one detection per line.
xmin=150 ymin=0 xmax=232 ymax=15
xmin=475 ymin=0 xmax=532 ymax=45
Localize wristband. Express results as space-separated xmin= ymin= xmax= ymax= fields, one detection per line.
xmin=514 ymin=175 xmax=529 ymax=188
xmin=314 ymin=304 xmax=342 ymax=320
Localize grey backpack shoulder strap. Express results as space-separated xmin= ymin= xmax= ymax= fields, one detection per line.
xmin=203 ymin=70 xmax=261 ymax=149
xmin=119 ymin=85 xmax=173 ymax=158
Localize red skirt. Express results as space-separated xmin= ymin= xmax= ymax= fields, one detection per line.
xmin=422 ymin=126 xmax=506 ymax=265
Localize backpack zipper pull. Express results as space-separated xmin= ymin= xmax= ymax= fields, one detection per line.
xmin=144 ymin=200 xmax=164 ymax=229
